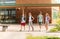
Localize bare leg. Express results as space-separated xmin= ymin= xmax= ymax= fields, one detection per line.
xmin=28 ymin=26 xmax=30 ymax=31
xmin=39 ymin=25 xmax=41 ymax=31
xmin=28 ymin=22 xmax=30 ymax=31
xmin=20 ymin=25 xmax=22 ymax=31
xmin=31 ymin=26 xmax=34 ymax=31
xmin=45 ymin=24 xmax=48 ymax=31
xmin=24 ymin=26 xmax=25 ymax=31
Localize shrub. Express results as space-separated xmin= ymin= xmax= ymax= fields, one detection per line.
xmin=26 ymin=36 xmax=60 ymax=39
xmin=50 ymin=18 xmax=60 ymax=32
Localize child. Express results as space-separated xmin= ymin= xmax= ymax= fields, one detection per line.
xmin=20 ymin=12 xmax=26 ymax=31
xmin=28 ymin=12 xmax=34 ymax=31
xmin=37 ymin=11 xmax=43 ymax=31
xmin=45 ymin=13 xmax=50 ymax=31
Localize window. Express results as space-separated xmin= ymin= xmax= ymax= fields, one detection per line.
xmin=52 ymin=0 xmax=60 ymax=4
xmin=0 ymin=9 xmax=17 ymax=24
xmin=0 ymin=0 xmax=16 ymax=6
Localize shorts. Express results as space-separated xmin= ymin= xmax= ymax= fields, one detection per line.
xmin=45 ymin=21 xmax=49 ymax=24
xmin=21 ymin=22 xmax=26 ymax=26
xmin=29 ymin=21 xmax=33 ymax=26
xmin=39 ymin=22 xmax=42 ymax=25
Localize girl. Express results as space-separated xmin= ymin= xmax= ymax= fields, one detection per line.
xmin=28 ymin=12 xmax=34 ymax=31
xmin=20 ymin=13 xmax=26 ymax=31
xmin=45 ymin=13 xmax=50 ymax=31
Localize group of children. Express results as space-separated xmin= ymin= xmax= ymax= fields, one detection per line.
xmin=20 ymin=11 xmax=50 ymax=32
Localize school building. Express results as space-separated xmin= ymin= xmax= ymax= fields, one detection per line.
xmin=0 ymin=0 xmax=60 ymax=24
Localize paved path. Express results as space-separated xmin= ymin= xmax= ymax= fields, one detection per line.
xmin=0 ymin=24 xmax=60 ymax=39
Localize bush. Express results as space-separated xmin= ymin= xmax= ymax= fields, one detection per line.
xmin=26 ymin=36 xmax=60 ymax=39
xmin=50 ymin=27 xmax=58 ymax=32
xmin=50 ymin=18 xmax=60 ymax=32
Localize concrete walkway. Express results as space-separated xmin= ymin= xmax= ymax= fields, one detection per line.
xmin=0 ymin=24 xmax=60 ymax=39
xmin=0 ymin=24 xmax=54 ymax=31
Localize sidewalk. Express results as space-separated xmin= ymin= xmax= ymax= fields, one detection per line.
xmin=0 ymin=24 xmax=56 ymax=32
xmin=0 ymin=24 xmax=60 ymax=39
xmin=0 ymin=24 xmax=54 ymax=32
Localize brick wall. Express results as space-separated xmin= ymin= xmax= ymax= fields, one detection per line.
xmin=16 ymin=0 xmax=51 ymax=4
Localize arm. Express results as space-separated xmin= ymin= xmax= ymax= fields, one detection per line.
xmin=24 ymin=15 xmax=26 ymax=21
xmin=37 ymin=16 xmax=38 ymax=24
xmin=48 ymin=16 xmax=50 ymax=21
xmin=42 ymin=16 xmax=44 ymax=24
xmin=32 ymin=16 xmax=34 ymax=21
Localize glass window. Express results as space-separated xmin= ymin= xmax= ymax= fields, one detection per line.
xmin=52 ymin=0 xmax=60 ymax=4
xmin=0 ymin=9 xmax=17 ymax=24
xmin=0 ymin=0 xmax=16 ymax=6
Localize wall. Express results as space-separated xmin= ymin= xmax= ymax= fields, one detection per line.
xmin=16 ymin=0 xmax=51 ymax=4
xmin=16 ymin=6 xmax=52 ymax=23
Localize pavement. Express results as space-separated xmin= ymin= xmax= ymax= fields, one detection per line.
xmin=0 ymin=24 xmax=60 ymax=39
xmin=0 ymin=24 xmax=55 ymax=32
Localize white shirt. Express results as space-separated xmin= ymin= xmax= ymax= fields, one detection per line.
xmin=29 ymin=15 xmax=32 ymax=22
xmin=21 ymin=16 xmax=25 ymax=23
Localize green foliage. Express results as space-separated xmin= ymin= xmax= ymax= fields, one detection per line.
xmin=26 ymin=36 xmax=60 ymax=39
xmin=50 ymin=13 xmax=60 ymax=32
xmin=50 ymin=27 xmax=58 ymax=32
xmin=50 ymin=20 xmax=60 ymax=32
